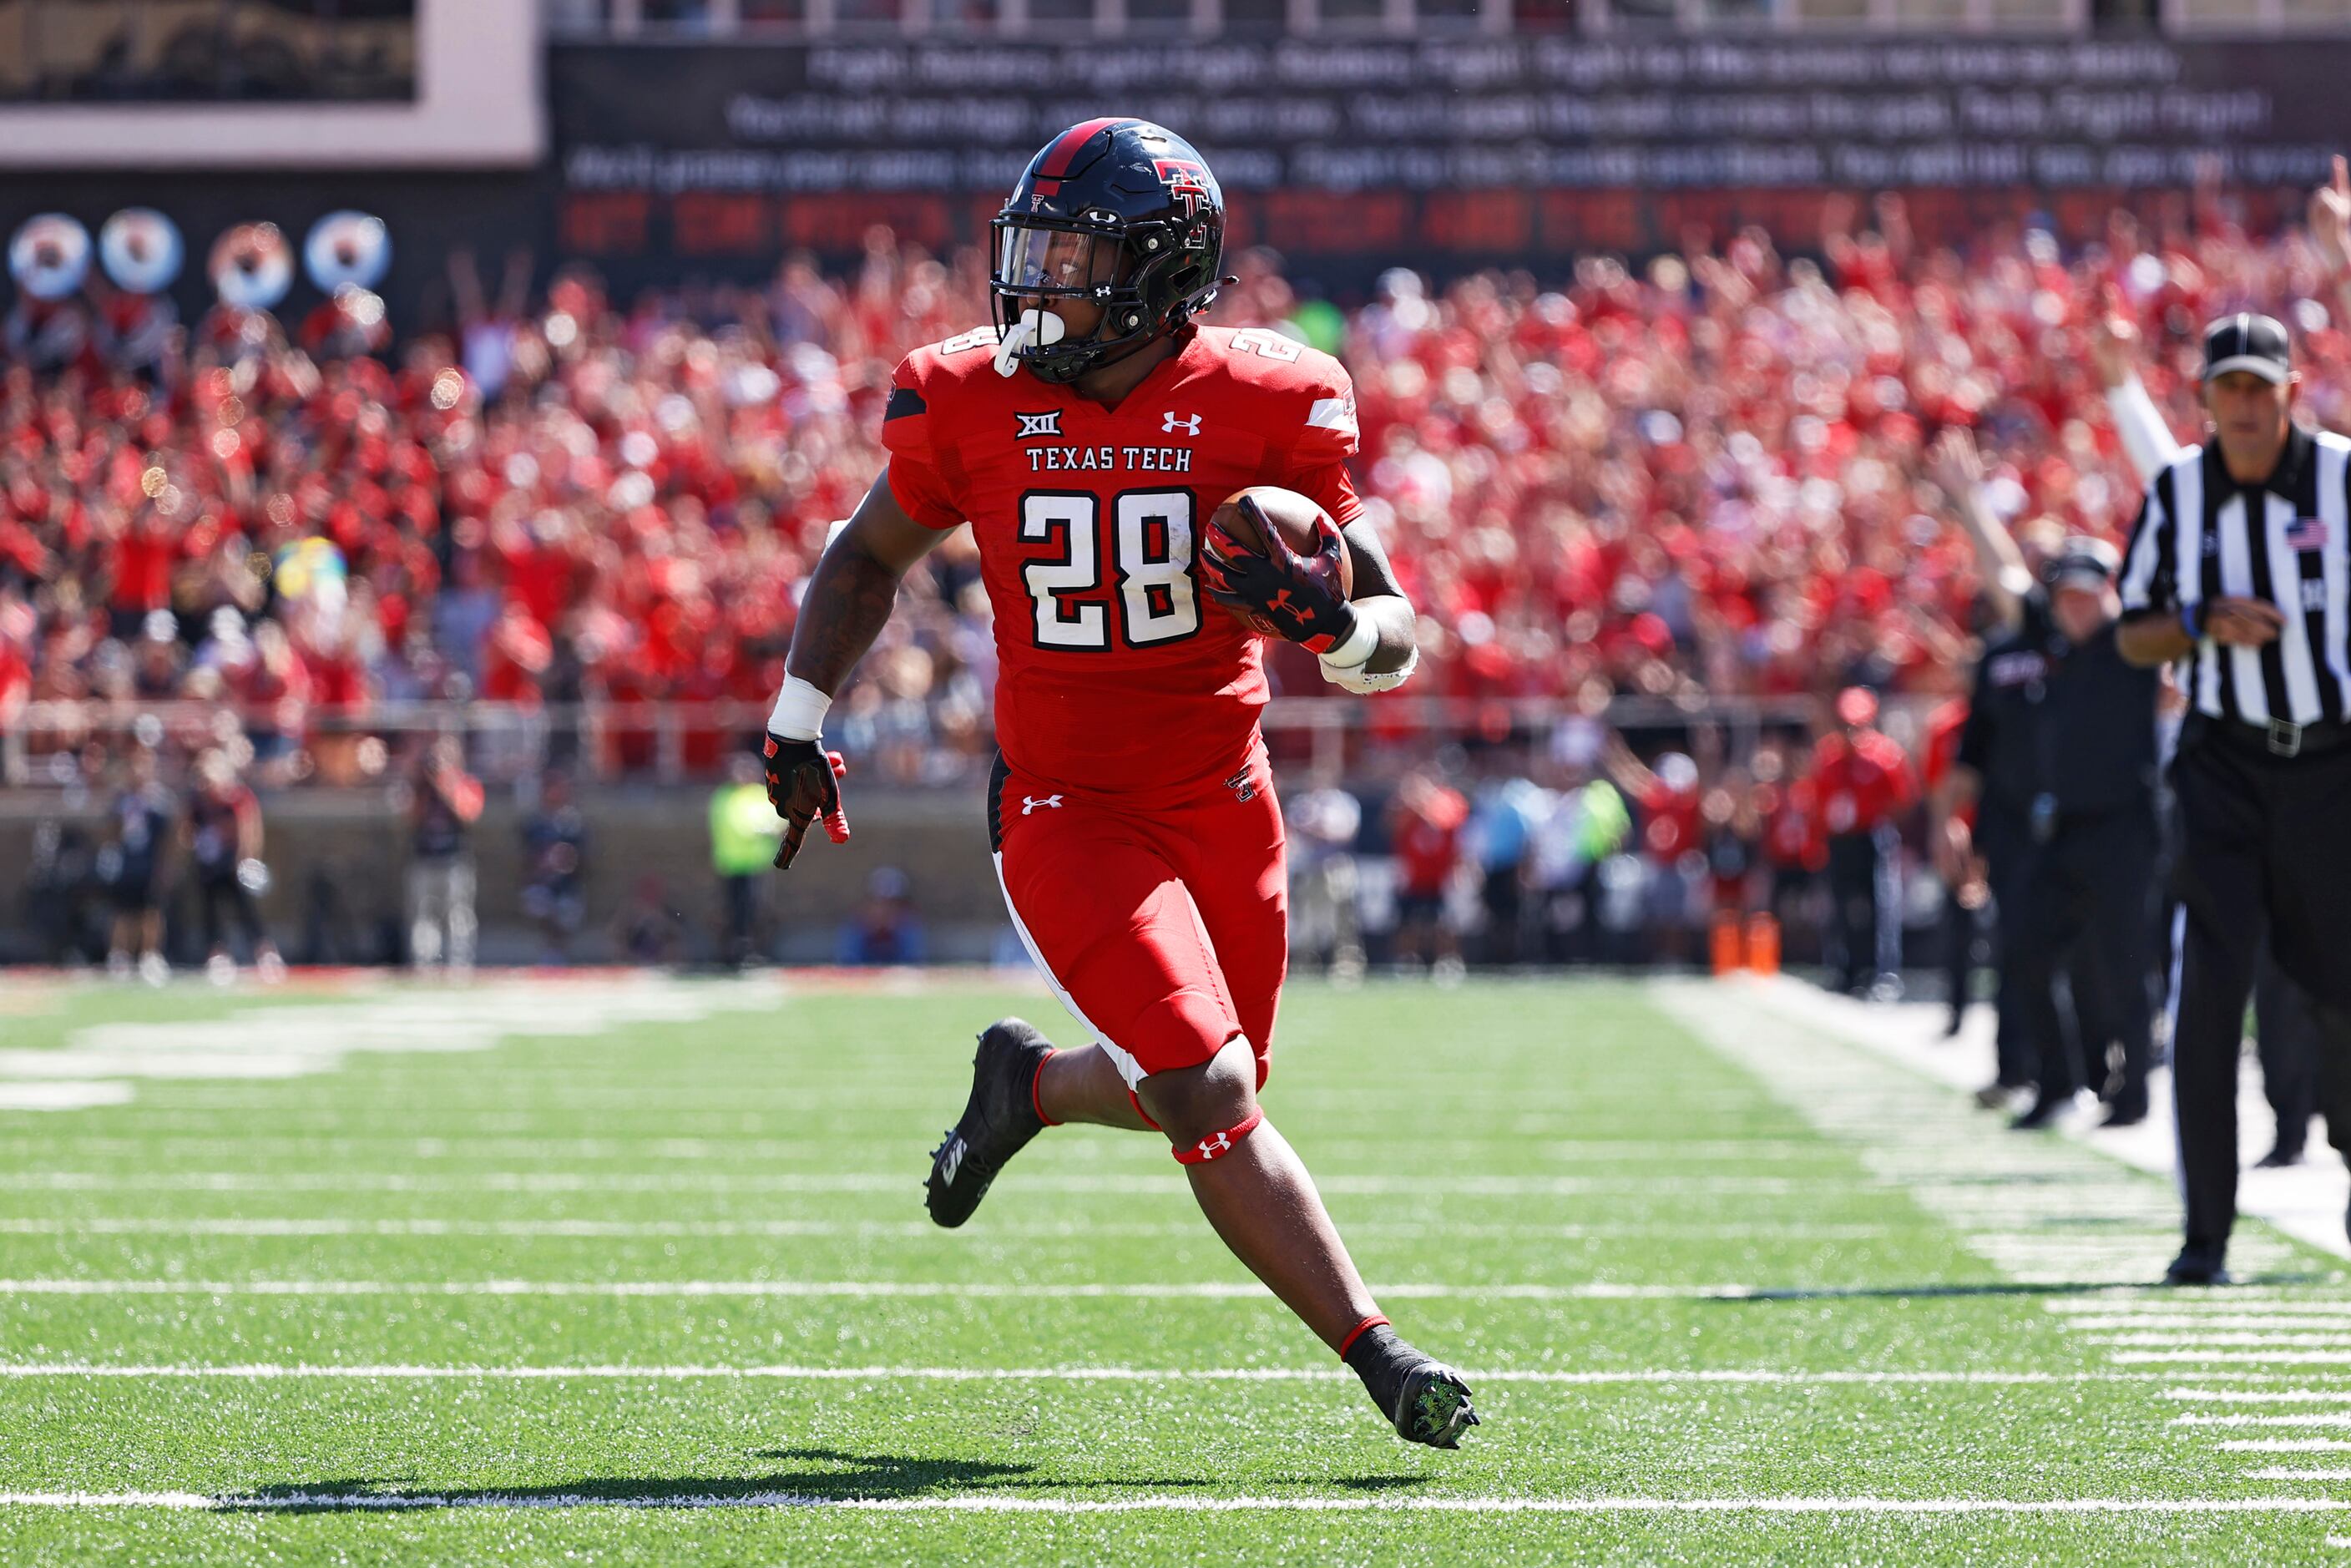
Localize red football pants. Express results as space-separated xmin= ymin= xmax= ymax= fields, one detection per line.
xmin=989 ymin=750 xmax=1287 ymax=1090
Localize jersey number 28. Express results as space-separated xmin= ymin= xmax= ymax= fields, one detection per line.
xmin=1019 ymin=489 xmax=1199 ymax=651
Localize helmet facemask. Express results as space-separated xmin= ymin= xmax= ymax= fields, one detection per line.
xmin=990 ymin=213 xmax=1208 ymax=383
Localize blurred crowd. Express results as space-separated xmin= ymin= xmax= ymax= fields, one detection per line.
xmin=10 ymin=191 xmax=2351 ymax=970
xmin=10 ymin=195 xmax=2351 ymax=800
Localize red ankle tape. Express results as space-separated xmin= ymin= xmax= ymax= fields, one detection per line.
xmin=1031 ymin=1048 xmax=1059 ymax=1127
xmin=1172 ymin=1108 xmax=1263 ymax=1165
xmin=1337 ymin=1314 xmax=1391 ymax=1359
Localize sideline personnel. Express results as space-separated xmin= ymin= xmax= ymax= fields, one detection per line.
xmin=1812 ymin=687 xmax=1916 ymax=1000
xmin=1992 ymin=540 xmax=2161 ymax=1131
xmin=2116 ymin=311 xmax=2351 ymax=1286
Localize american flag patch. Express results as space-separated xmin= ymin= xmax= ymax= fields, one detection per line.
xmin=2287 ymin=516 xmax=2329 ymax=551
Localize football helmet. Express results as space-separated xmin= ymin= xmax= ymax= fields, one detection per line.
xmin=991 ymin=118 xmax=1225 ymax=383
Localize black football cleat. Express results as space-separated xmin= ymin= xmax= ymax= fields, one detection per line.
xmin=924 ymin=1019 xmax=1054 ymax=1229
xmin=2163 ymin=1247 xmax=2232 ymax=1287
xmin=2255 ymin=1143 xmax=2306 ymax=1169
xmin=2101 ymin=1097 xmax=2150 ymax=1130
xmin=2009 ymin=1094 xmax=2065 ymax=1131
xmin=1390 ymin=1359 xmax=1481 ymax=1449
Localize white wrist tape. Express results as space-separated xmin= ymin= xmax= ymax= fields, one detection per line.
xmin=767 ymin=675 xmax=832 ymax=741
xmin=1320 ymin=614 xmax=1380 ymax=670
xmin=1322 ymin=644 xmax=1418 ymax=695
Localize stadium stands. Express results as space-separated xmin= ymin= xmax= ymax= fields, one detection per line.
xmin=8 ymin=202 xmax=2348 ymax=795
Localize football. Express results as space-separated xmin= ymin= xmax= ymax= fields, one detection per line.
xmin=1207 ymin=486 xmax=1353 ymax=635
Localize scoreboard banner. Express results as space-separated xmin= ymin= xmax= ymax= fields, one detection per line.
xmin=0 ymin=0 xmax=540 ymax=169
xmin=552 ymin=36 xmax=2350 ymax=263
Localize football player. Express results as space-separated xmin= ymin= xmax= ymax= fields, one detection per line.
xmin=762 ymin=119 xmax=1476 ymax=1448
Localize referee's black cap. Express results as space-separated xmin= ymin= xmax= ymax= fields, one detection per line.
xmin=2202 ymin=312 xmax=2293 ymax=384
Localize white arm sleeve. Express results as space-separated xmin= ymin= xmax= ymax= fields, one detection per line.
xmin=2107 ymin=377 xmax=2183 ymax=488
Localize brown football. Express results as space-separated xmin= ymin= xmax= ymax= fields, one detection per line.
xmin=1207 ymin=486 xmax=1352 ymax=636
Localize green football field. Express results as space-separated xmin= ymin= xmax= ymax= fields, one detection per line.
xmin=2 ymin=970 xmax=2348 ymax=1565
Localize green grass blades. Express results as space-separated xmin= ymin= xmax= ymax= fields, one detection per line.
xmin=0 ymin=973 xmax=2344 ymax=1565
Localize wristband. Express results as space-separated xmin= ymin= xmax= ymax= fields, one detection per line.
xmin=1318 ymin=611 xmax=1379 ymax=670
xmin=2180 ymin=603 xmax=2202 ymax=643
xmin=767 ymin=675 xmax=832 ymax=741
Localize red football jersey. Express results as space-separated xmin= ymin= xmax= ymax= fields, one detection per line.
xmin=882 ymin=323 xmax=1363 ymax=803
xmin=1760 ymin=779 xmax=1827 ymax=873
xmin=1809 ymin=728 xmax=1918 ymax=837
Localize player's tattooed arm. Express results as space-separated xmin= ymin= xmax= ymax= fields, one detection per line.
xmin=785 ymin=468 xmax=951 ymax=694
xmin=1338 ymin=519 xmax=1417 ymax=678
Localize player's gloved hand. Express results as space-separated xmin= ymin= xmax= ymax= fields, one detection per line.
xmin=762 ymin=735 xmax=851 ymax=870
xmin=1198 ymin=498 xmax=1358 ymax=655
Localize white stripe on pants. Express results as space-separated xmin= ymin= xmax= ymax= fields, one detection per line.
xmin=409 ymin=857 xmax=477 ymax=970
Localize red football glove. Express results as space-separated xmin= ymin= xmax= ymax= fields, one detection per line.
xmin=1198 ymin=498 xmax=1359 ymax=655
xmin=762 ymin=735 xmax=851 ymax=870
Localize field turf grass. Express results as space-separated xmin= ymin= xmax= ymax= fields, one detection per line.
xmin=0 ymin=971 xmax=2347 ymax=1565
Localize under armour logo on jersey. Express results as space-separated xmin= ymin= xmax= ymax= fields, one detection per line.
xmin=1163 ymin=412 xmax=1201 ymax=436
xmin=1015 ymin=410 xmax=1062 ymax=440
xmin=1224 ymin=767 xmax=1256 ymax=803
xmin=1022 ymin=794 xmax=1064 ymax=815
xmin=1196 ymin=1131 xmax=1231 ymax=1159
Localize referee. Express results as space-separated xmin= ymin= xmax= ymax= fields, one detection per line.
xmin=2118 ymin=312 xmax=2351 ymax=1286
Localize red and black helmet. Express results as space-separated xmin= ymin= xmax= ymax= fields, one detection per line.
xmin=991 ymin=118 xmax=1226 ymax=384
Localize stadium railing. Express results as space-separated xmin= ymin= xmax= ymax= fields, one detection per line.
xmin=2 ymin=692 xmax=1848 ymax=789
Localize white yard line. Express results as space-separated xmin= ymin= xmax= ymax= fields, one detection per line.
xmin=2048 ymin=1300 xmax=2351 ymax=1316
xmin=2222 ymin=1440 xmax=2351 ymax=1451
xmin=2086 ymin=1335 xmax=2351 ymax=1348
xmin=2177 ymin=1414 xmax=2351 ymax=1428
xmin=0 ymin=1083 xmax=133 ymax=1111
xmin=2119 ymin=1352 xmax=2351 ymax=1364
xmin=0 ymin=1171 xmax=1826 ymax=1196
xmin=2069 ymin=1318 xmax=2351 ymax=1331
xmin=0 ymin=980 xmax=780 ymax=1110
xmin=0 ymin=1216 xmax=1903 ymax=1242
xmin=0 ymin=1363 xmax=2212 ymax=1384
xmin=3 ymin=1490 xmax=2346 ymax=1515
xmin=2167 ymin=1389 xmax=2351 ymax=1402
xmin=0 ymin=1278 xmax=1768 ymax=1300
xmin=0 ymin=1136 xmax=1863 ymax=1166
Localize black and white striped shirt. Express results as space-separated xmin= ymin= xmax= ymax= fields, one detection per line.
xmin=2120 ymin=426 xmax=2351 ymax=727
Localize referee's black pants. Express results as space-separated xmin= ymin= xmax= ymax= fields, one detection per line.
xmin=2171 ymin=731 xmax=2351 ymax=1257
xmin=2254 ymin=948 xmax=2323 ymax=1159
xmin=2005 ymin=809 xmax=2157 ymax=1105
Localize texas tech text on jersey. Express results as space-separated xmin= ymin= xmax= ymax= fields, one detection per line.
xmin=882 ymin=321 xmax=1363 ymax=806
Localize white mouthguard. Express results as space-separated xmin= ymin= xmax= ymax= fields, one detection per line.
xmin=993 ymin=307 xmax=1066 ymax=377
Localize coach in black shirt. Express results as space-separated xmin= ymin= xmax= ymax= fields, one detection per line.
xmin=2118 ymin=312 xmax=2351 ymax=1285
xmin=1952 ymin=541 xmax=2161 ymax=1131
xmin=2002 ymin=541 xmax=2162 ymax=1130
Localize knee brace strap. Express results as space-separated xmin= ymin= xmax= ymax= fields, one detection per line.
xmin=1173 ymin=1108 xmax=1264 ymax=1165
